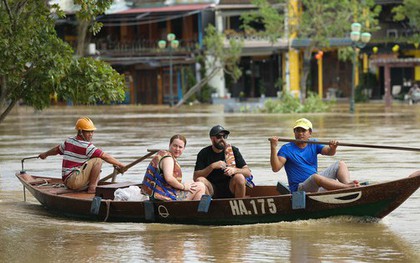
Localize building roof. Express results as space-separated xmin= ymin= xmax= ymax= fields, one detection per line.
xmin=374 ymin=0 xmax=403 ymax=5
xmin=218 ymin=0 xmax=279 ymax=4
xmin=115 ymin=3 xmax=214 ymax=14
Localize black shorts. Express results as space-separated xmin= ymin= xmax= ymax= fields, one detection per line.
xmin=212 ymin=182 xmax=234 ymax=199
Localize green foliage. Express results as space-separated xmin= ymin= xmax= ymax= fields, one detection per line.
xmin=241 ymin=0 xmax=285 ymax=42
xmin=181 ymin=67 xmax=197 ymax=103
xmin=244 ymin=0 xmax=380 ymax=101
xmin=200 ymin=24 xmax=243 ymax=81
xmin=196 ymin=56 xmax=216 ymax=103
xmin=181 ymin=66 xmax=213 ymax=104
xmin=178 ymin=24 xmax=242 ymax=106
xmin=355 ymin=72 xmax=378 ymax=102
xmin=0 ymin=0 xmax=126 ymax=122
xmin=0 ymin=1 xmax=73 ymax=111
xmin=300 ymin=0 xmax=381 ymax=42
xmin=58 ymin=57 xmax=125 ymax=105
xmin=200 ymin=84 xmax=216 ymax=104
xmin=338 ymin=46 xmax=355 ymax=62
xmin=392 ymin=0 xmax=420 ymax=27
xmin=303 ymin=92 xmax=333 ymax=112
xmin=298 ymin=1 xmax=351 ymax=45
xmin=355 ymin=85 xmax=369 ymax=103
xmin=274 ymin=77 xmax=285 ymax=91
xmin=260 ymin=92 xmax=333 ymax=113
xmin=392 ymin=0 xmax=420 ymax=44
xmin=74 ymin=0 xmax=113 ymax=35
xmin=248 ymin=0 xmax=380 ymax=47
xmin=262 ymin=92 xmax=303 ymax=113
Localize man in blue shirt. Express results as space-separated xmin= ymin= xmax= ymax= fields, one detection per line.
xmin=269 ymin=118 xmax=359 ymax=192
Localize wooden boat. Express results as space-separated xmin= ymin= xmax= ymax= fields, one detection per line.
xmin=16 ymin=171 xmax=420 ymax=225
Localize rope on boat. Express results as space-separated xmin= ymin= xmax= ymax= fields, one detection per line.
xmin=38 ymin=180 xmax=51 ymax=187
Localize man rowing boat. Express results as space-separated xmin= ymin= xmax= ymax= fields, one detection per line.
xmin=269 ymin=118 xmax=359 ymax=193
xmin=38 ymin=117 xmax=126 ymax=193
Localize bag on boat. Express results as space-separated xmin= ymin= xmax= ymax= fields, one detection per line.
xmin=114 ymin=186 xmax=149 ymax=201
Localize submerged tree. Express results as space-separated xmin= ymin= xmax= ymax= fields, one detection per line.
xmin=175 ymin=24 xmax=243 ymax=107
xmin=73 ymin=0 xmax=113 ymax=56
xmin=242 ymin=0 xmax=380 ymax=102
xmin=0 ymin=0 xmax=125 ymax=123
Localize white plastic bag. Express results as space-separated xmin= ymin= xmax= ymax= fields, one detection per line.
xmin=114 ymin=186 xmax=149 ymax=201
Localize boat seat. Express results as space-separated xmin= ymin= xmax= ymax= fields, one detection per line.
xmin=95 ymin=182 xmax=140 ymax=199
xmin=276 ymin=182 xmax=291 ymax=195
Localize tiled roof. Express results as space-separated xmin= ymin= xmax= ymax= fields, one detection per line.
xmin=218 ymin=0 xmax=278 ymax=4
xmin=115 ymin=3 xmax=214 ymax=14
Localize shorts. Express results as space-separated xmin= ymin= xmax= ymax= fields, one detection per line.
xmin=298 ymin=161 xmax=339 ymax=192
xmin=65 ymin=158 xmax=102 ymax=190
xmin=212 ymin=182 xmax=234 ymax=199
xmin=176 ymin=190 xmax=188 ymax=201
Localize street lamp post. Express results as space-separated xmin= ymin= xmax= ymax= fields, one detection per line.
xmin=158 ymin=33 xmax=179 ymax=106
xmin=349 ymin=22 xmax=371 ymax=113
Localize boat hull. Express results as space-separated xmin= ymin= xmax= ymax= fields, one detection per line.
xmin=16 ymin=173 xmax=420 ymax=225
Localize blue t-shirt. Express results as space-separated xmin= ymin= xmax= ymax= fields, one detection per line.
xmin=278 ymin=141 xmax=324 ymax=192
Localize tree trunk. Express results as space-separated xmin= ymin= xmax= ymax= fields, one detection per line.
xmin=76 ymin=21 xmax=89 ymax=56
xmin=0 ymin=99 xmax=17 ymax=123
xmin=300 ymin=48 xmax=312 ymax=103
xmin=0 ymin=75 xmax=6 ymax=104
xmin=175 ymin=67 xmax=221 ymax=108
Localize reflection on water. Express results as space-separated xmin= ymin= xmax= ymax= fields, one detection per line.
xmin=1 ymin=104 xmax=419 ymax=262
xmin=1 ymin=192 xmax=418 ymax=262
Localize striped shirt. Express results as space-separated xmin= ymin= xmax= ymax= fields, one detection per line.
xmin=58 ymin=136 xmax=103 ymax=180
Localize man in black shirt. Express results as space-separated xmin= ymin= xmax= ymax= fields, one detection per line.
xmin=194 ymin=125 xmax=252 ymax=198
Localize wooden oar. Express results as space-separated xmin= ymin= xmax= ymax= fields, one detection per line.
xmin=99 ymin=149 xmax=160 ymax=183
xmin=275 ymin=138 xmax=420 ymax=152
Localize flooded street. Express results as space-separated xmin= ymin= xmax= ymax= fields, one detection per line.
xmin=1 ymin=104 xmax=419 ymax=262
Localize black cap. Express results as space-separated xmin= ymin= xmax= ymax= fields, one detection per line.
xmin=209 ymin=125 xmax=230 ymax=137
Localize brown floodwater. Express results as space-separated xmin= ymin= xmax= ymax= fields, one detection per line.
xmin=0 ymin=104 xmax=419 ymax=262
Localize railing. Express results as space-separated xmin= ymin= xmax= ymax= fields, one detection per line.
xmin=63 ymin=38 xmax=200 ymax=56
xmin=93 ymin=39 xmax=199 ymax=56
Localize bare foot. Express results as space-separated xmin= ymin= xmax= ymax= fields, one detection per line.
xmin=345 ymin=180 xmax=359 ymax=188
xmin=409 ymin=170 xmax=420 ymax=178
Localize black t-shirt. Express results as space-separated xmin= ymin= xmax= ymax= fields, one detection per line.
xmin=194 ymin=145 xmax=247 ymax=198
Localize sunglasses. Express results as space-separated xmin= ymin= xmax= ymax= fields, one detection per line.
xmin=294 ymin=127 xmax=309 ymax=133
xmin=215 ymin=134 xmax=228 ymax=139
